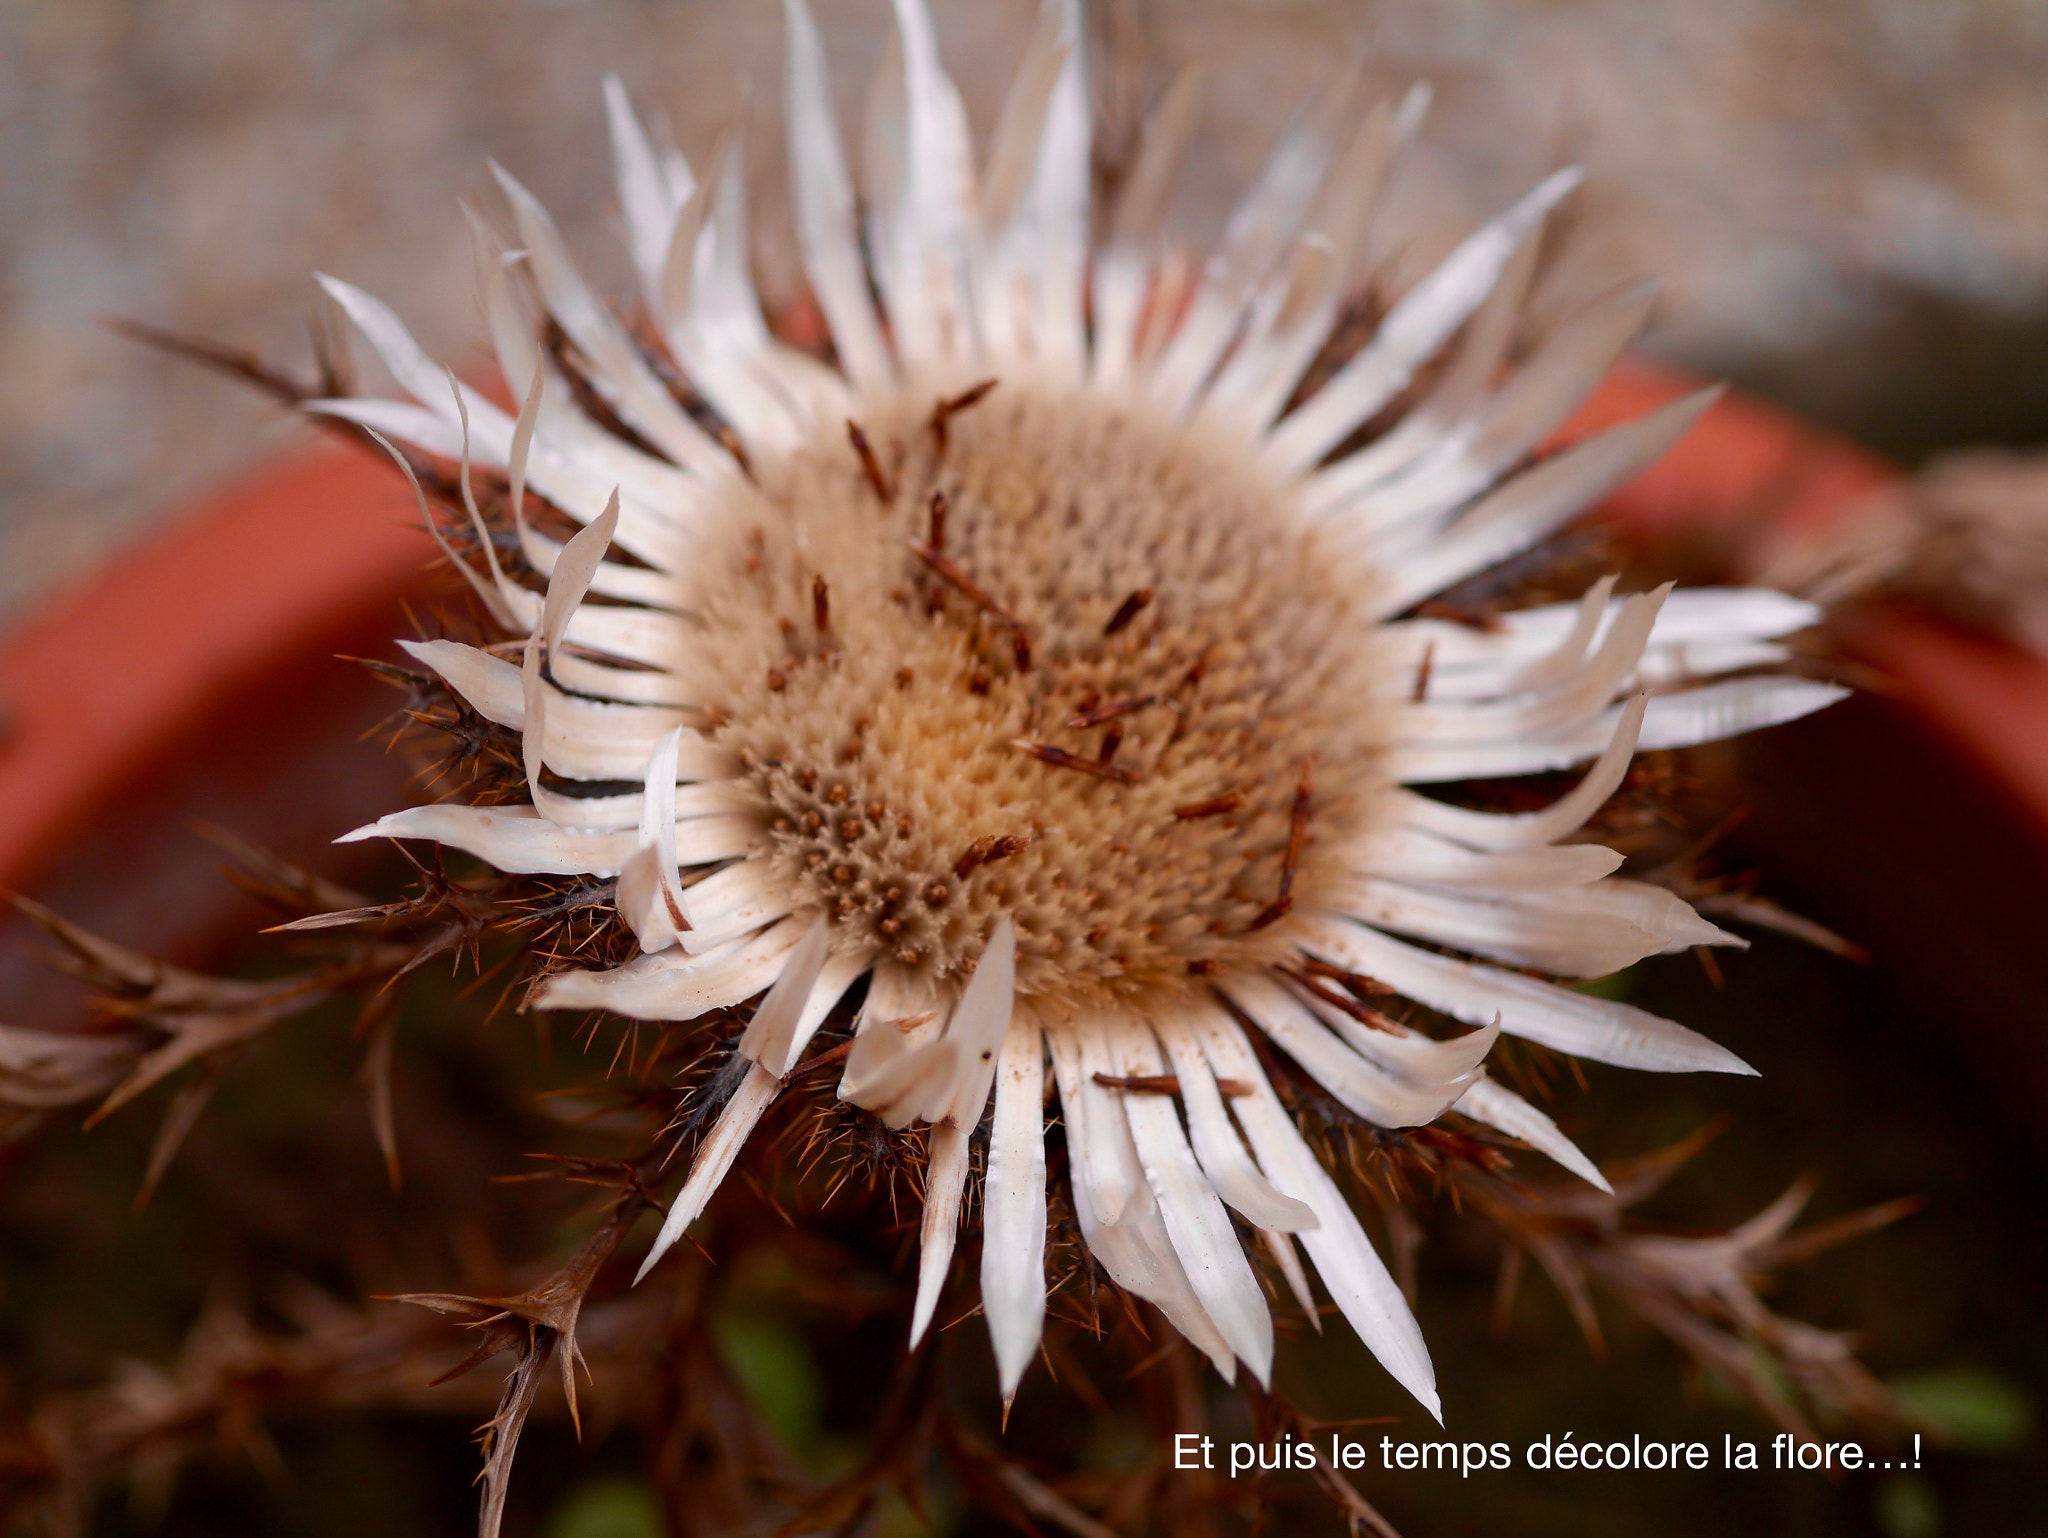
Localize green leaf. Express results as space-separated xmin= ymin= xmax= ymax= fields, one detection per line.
xmin=544 ymin=1477 xmax=662 ymax=1538
xmin=1872 ymin=1472 xmax=1942 ymax=1538
xmin=1571 ymin=967 xmax=1638 ymax=1002
xmin=1888 ymin=1366 xmax=2036 ymax=1454
xmin=713 ymin=1310 xmax=825 ymax=1452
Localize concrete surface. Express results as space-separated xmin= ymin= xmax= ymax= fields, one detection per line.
xmin=6 ymin=0 xmax=2048 ymax=622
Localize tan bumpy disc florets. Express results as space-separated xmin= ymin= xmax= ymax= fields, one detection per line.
xmin=709 ymin=380 xmax=1390 ymax=1007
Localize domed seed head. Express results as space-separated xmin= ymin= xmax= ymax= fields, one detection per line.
xmin=704 ymin=383 xmax=1394 ymax=1009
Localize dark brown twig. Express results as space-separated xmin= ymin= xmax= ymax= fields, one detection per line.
xmin=1012 ymin=740 xmax=1139 ymax=785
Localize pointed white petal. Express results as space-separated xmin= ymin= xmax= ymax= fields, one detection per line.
xmin=1274 ymin=931 xmax=1506 ymax=1087
xmin=857 ymin=960 xmax=946 ymax=1047
xmin=1333 ymin=282 xmax=1657 ymax=549
xmin=316 ymin=275 xmax=513 ymax=443
xmin=1015 ymin=0 xmax=1089 ymax=372
xmin=528 ymin=925 xmax=798 ymax=1023
xmin=1157 ymin=1019 xmax=1317 ymax=1232
xmin=1327 ymin=875 xmax=1735 ymax=978
xmin=1205 ymin=92 xmax=1414 ymax=431
xmin=339 ymin=801 xmax=754 ymax=878
xmin=977 ymin=0 xmax=1088 ymax=371
xmin=679 ymin=859 xmax=797 ymax=952
xmin=868 ymin=0 xmax=974 ymax=365
xmin=310 ymin=393 xmax=696 ymax=573
xmin=1303 ymin=203 xmax=1534 ymax=519
xmin=604 ymin=75 xmax=689 ymax=292
xmin=909 ymin=1120 xmax=972 ymax=1347
xmin=1117 ymin=1027 xmax=1274 ymax=1384
xmin=1381 ymin=586 xmax=1818 ymax=682
xmin=1455 ymin=1075 xmax=1611 ymax=1192
xmin=1649 ymin=587 xmax=1822 ymax=643
xmin=636 ymin=1062 xmax=778 ymax=1281
xmin=983 ymin=1008 xmax=1048 ymax=1401
xmin=1260 ymin=1228 xmax=1322 ymax=1329
xmin=1092 ymin=67 xmax=1203 ymax=387
xmin=1305 ymin=916 xmax=1756 ymax=1074
xmin=1220 ymin=973 xmax=1474 ymax=1127
xmin=1365 ymin=390 xmax=1718 ymax=621
xmin=657 ymin=129 xmax=827 ymax=450
xmin=1394 ymin=676 xmax=1846 ymax=782
xmin=537 ymin=915 xmax=805 ymax=1019
xmin=1498 ymin=575 xmax=1619 ymax=695
xmin=617 ymin=729 xmax=688 ymax=951
xmin=1044 ymin=1022 xmax=1237 ymax=1380
xmin=783 ymin=947 xmax=870 ymax=1067
xmin=1150 ymin=69 xmax=1356 ymax=415
xmin=1391 ymin=694 xmax=1647 ymax=830
xmin=523 ymin=492 xmax=620 ymax=795
xmin=1390 ymin=586 xmax=1667 ymax=750
xmin=782 ymin=0 xmax=892 ymax=390
xmin=1190 ymin=1003 xmax=1439 ymax=1419
xmin=737 ymin=913 xmax=833 ymax=1073
xmin=1633 ymin=677 xmax=1851 ymax=751
xmin=395 ymin=638 xmax=724 ymax=782
xmin=1266 ymin=168 xmax=1582 ymax=473
xmin=492 ymin=164 xmax=734 ymax=478
xmin=940 ymin=917 xmax=1017 ymax=1128
xmin=1346 ymin=823 xmax=1624 ymax=892
xmin=842 ymin=1029 xmax=959 ymax=1129
xmin=1074 ymin=1013 xmax=1137 ymax=1225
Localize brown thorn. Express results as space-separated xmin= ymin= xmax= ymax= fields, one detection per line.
xmin=1414 ymin=598 xmax=1502 ymax=632
xmin=927 ymin=488 xmax=949 ymax=553
xmin=660 ymin=883 xmax=690 ymax=932
xmin=812 ymin=573 xmax=831 ymax=634
xmin=1092 ymin=1072 xmax=1251 ymax=1097
xmin=1065 ymin=694 xmax=1180 ymax=729
xmin=1245 ymin=893 xmax=1294 ymax=932
xmin=714 ymin=423 xmax=755 ymax=482
xmin=1411 ymin=639 xmax=1435 ymax=703
xmin=1298 ymin=956 xmax=1397 ymax=996
xmin=105 ymin=316 xmax=317 ymax=406
xmin=1246 ymin=758 xmax=1314 ymax=932
xmin=954 ymin=833 xmax=1025 ymax=880
xmin=846 ymin=418 xmax=893 ymax=501
xmin=909 ymin=540 xmax=1020 ymax=628
xmin=1280 ymin=965 xmax=1403 ymax=1035
xmin=1174 ymin=787 xmax=1248 ymax=820
xmin=909 ymin=540 xmax=1033 ymax=671
xmin=1012 ymin=739 xmax=1138 ymax=785
xmin=782 ymin=1038 xmax=854 ymax=1085
xmin=929 ymin=376 xmax=999 ymax=456
xmin=1097 ymin=726 xmax=1123 ymax=764
xmin=1103 ymin=587 xmax=1153 ymax=636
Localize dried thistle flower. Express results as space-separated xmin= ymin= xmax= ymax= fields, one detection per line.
xmin=304 ymin=0 xmax=1848 ymax=1426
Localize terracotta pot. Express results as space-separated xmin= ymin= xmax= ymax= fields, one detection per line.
xmin=0 ymin=438 xmax=440 ymax=1026
xmin=1577 ymin=357 xmax=2048 ymax=837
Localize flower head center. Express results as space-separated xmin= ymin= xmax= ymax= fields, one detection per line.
xmin=700 ymin=379 xmax=1391 ymax=1006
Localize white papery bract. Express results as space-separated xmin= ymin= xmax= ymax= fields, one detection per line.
xmin=329 ymin=0 xmax=1844 ymax=1421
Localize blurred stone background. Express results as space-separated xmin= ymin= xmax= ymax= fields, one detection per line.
xmin=5 ymin=0 xmax=2048 ymax=622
